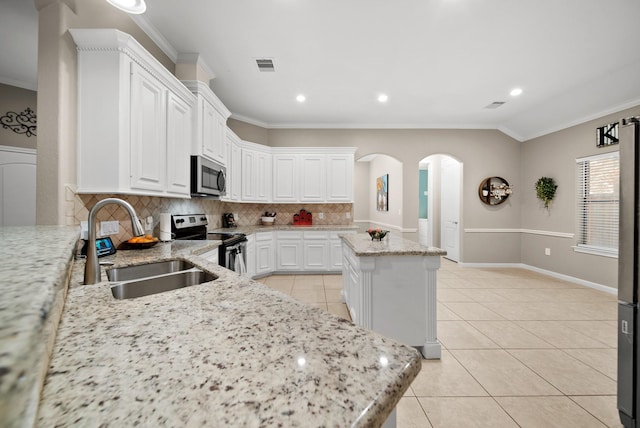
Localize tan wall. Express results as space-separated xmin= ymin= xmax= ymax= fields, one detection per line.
xmin=263 ymin=128 xmax=523 ymax=263
xmin=0 ymin=83 xmax=37 ymax=150
xmin=353 ymin=161 xmax=369 ymax=222
xmin=228 ymin=118 xmax=269 ymax=145
xmin=520 ymin=105 xmax=640 ymax=288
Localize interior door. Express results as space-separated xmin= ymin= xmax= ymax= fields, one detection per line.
xmin=0 ymin=147 xmax=36 ymax=226
xmin=440 ymin=156 xmax=461 ymax=262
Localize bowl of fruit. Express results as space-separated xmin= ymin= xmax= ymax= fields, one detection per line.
xmin=125 ymin=234 xmax=159 ymax=249
xmin=367 ymin=228 xmax=389 ymax=241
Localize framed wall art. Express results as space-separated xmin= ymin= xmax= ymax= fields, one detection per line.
xmin=376 ymin=174 xmax=389 ymax=211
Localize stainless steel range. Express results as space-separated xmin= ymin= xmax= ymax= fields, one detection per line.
xmin=171 ymin=214 xmax=247 ymax=273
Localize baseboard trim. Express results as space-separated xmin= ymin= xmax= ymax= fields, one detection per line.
xmin=463 ymin=228 xmax=574 ymax=239
xmin=457 ymin=262 xmax=617 ymax=295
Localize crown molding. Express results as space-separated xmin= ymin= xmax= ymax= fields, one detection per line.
xmin=130 ymin=14 xmax=178 ymax=63
xmin=519 ymin=98 xmax=640 ymax=142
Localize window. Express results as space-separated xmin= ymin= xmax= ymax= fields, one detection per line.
xmin=575 ymin=151 xmax=619 ymax=257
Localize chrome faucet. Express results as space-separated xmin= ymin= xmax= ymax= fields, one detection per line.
xmin=84 ymin=198 xmax=145 ymax=285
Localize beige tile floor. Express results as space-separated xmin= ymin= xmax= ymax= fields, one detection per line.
xmin=257 ymin=259 xmax=621 ymax=427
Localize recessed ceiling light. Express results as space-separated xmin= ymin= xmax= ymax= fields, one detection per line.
xmin=378 ymin=94 xmax=389 ymax=103
xmin=105 ymin=0 xmax=147 ymax=14
xmin=296 ymin=94 xmax=306 ymax=103
xmin=510 ymin=88 xmax=523 ymax=97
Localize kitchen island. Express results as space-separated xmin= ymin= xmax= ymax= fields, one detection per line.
xmin=1 ymin=226 xmax=421 ymax=427
xmin=340 ymin=233 xmax=447 ymax=359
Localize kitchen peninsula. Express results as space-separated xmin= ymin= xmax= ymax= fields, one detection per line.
xmin=340 ymin=233 xmax=447 ymax=359
xmin=1 ymin=226 xmax=421 ymax=427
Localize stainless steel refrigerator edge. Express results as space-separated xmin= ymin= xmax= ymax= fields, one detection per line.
xmin=619 ymin=116 xmax=640 ymax=427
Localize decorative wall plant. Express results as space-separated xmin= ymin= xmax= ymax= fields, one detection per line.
xmin=535 ymin=177 xmax=557 ymax=211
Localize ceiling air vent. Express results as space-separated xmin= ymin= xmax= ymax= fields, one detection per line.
xmin=485 ymin=101 xmax=506 ymax=109
xmin=256 ymin=59 xmax=275 ymax=72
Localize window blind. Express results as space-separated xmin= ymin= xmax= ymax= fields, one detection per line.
xmin=576 ymin=151 xmax=619 ymax=255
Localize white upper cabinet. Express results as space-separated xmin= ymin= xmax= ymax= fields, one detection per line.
xmin=326 ymin=153 xmax=355 ymax=202
xmin=70 ymin=29 xmax=195 ymax=198
xmin=241 ymin=141 xmax=271 ymax=202
xmin=270 ymin=148 xmax=355 ymax=204
xmin=254 ymin=150 xmax=272 ymax=202
xmin=299 ymin=154 xmax=325 ymax=202
xmin=241 ymin=148 xmax=257 ymax=200
xmin=182 ymin=80 xmax=231 ymax=165
xmin=130 ymin=62 xmax=166 ymax=192
xmin=272 ymin=154 xmax=298 ymax=202
xmin=224 ymin=128 xmax=242 ymax=201
xmin=166 ymin=92 xmax=192 ymax=195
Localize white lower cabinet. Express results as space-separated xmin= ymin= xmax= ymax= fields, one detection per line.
xmin=198 ymin=248 xmax=219 ymax=265
xmin=245 ymin=234 xmax=256 ymax=277
xmin=302 ymin=231 xmax=329 ymax=270
xmin=341 ymin=239 xmax=442 ymax=359
xmin=250 ymin=229 xmax=355 ymax=278
xmin=330 ymin=240 xmax=344 ymax=271
xmin=275 ymin=231 xmax=303 ymax=271
xmin=255 ymin=232 xmax=274 ymax=276
xmin=342 ymin=246 xmax=360 ymax=323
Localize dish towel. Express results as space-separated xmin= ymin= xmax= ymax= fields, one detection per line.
xmin=234 ymin=251 xmax=247 ymax=275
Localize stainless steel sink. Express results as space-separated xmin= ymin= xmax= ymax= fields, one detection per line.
xmin=110 ymin=268 xmax=217 ymax=300
xmin=106 ymin=259 xmax=197 ymax=282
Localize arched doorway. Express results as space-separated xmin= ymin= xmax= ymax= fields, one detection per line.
xmin=418 ymin=154 xmax=462 ymax=262
xmin=355 ymin=153 xmax=403 ymax=232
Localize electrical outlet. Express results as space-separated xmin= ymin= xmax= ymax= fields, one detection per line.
xmin=346 ymin=212 xmax=351 ymax=219
xmin=545 ymin=248 xmax=551 ymax=256
xmin=100 ymin=221 xmax=119 ymax=236
xmin=145 ymin=216 xmax=153 ymax=234
xmin=80 ymin=221 xmax=88 ymax=240
xmin=318 ymin=212 xmax=324 ymax=219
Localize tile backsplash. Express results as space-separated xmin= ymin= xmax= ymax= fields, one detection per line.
xmin=74 ymin=193 xmax=353 ymax=246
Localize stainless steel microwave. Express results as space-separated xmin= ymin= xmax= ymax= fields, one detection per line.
xmin=190 ymin=156 xmax=226 ymax=197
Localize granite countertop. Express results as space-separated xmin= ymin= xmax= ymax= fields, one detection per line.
xmin=341 ymin=233 xmax=447 ymax=257
xmin=36 ymin=239 xmax=421 ymax=426
xmin=209 ymin=224 xmax=358 ymax=235
xmin=0 ymin=226 xmax=80 ymax=428
xmin=0 ymin=227 xmax=218 ymax=428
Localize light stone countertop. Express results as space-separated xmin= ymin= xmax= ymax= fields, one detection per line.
xmin=0 ymin=227 xmax=218 ymax=428
xmin=36 ymin=239 xmax=422 ymax=426
xmin=0 ymin=226 xmax=80 ymax=428
xmin=341 ymin=233 xmax=447 ymax=257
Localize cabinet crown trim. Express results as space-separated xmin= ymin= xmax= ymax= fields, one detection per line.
xmin=181 ymin=80 xmax=231 ymax=118
xmin=69 ymin=28 xmax=195 ymax=104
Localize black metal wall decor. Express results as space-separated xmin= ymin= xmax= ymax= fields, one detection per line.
xmin=596 ymin=121 xmax=618 ymax=147
xmin=1 ymin=107 xmax=37 ymax=137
